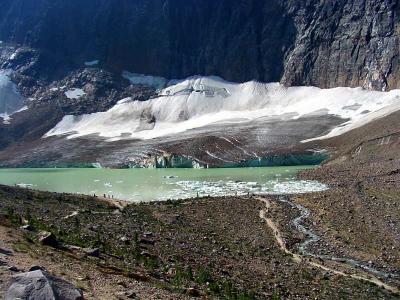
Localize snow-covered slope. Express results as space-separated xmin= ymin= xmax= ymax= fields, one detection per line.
xmin=46 ymin=76 xmax=400 ymax=141
xmin=0 ymin=70 xmax=25 ymax=124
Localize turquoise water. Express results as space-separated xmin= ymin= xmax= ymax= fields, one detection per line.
xmin=0 ymin=167 xmax=327 ymax=202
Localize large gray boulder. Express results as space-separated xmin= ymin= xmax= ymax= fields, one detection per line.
xmin=5 ymin=270 xmax=83 ymax=300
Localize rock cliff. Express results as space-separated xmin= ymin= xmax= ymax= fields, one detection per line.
xmin=0 ymin=0 xmax=398 ymax=90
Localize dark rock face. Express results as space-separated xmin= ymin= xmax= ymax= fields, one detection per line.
xmin=0 ymin=0 xmax=398 ymax=90
xmin=0 ymin=0 xmax=295 ymax=83
xmin=281 ymin=0 xmax=400 ymax=91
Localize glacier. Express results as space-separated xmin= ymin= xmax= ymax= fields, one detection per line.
xmin=46 ymin=75 xmax=400 ymax=142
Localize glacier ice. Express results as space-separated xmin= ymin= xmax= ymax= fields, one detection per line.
xmin=46 ymin=75 xmax=400 ymax=141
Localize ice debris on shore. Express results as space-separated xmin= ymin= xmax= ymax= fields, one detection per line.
xmin=161 ymin=179 xmax=328 ymax=200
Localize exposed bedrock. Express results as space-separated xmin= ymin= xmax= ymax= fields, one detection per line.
xmin=282 ymin=0 xmax=400 ymax=91
xmin=0 ymin=0 xmax=399 ymax=90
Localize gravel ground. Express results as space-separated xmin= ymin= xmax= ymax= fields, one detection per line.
xmin=0 ymin=185 xmax=396 ymax=299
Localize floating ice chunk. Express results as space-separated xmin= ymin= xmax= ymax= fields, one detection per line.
xmin=161 ymin=179 xmax=328 ymax=200
xmin=65 ymin=88 xmax=86 ymax=99
xmin=16 ymin=183 xmax=34 ymax=188
xmin=273 ymin=180 xmax=328 ymax=194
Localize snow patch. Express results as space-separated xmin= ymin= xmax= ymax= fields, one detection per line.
xmin=46 ymin=75 xmax=400 ymax=141
xmin=65 ymin=88 xmax=86 ymax=99
xmin=15 ymin=105 xmax=28 ymax=113
xmin=0 ymin=113 xmax=10 ymax=124
xmin=122 ymin=71 xmax=167 ymax=89
xmin=0 ymin=70 xmax=25 ymax=124
xmin=85 ymin=60 xmax=99 ymax=66
xmin=9 ymin=51 xmax=18 ymax=60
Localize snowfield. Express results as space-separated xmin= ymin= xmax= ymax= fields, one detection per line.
xmin=46 ymin=75 xmax=400 ymax=141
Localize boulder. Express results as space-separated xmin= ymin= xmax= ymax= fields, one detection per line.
xmin=0 ymin=247 xmax=13 ymax=256
xmin=20 ymin=224 xmax=34 ymax=231
xmin=7 ymin=266 xmax=20 ymax=272
xmin=5 ymin=270 xmax=83 ymax=300
xmin=119 ymin=236 xmax=130 ymax=244
xmin=82 ymin=248 xmax=100 ymax=257
xmin=186 ymin=287 xmax=201 ymax=297
xmin=118 ymin=290 xmax=137 ymax=299
xmin=38 ymin=231 xmax=58 ymax=248
xmin=29 ymin=265 xmax=46 ymax=272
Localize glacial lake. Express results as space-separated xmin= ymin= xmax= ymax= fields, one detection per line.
xmin=0 ymin=167 xmax=327 ymax=202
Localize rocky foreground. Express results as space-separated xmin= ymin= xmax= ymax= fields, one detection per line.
xmin=0 ymin=184 xmax=398 ymax=299
xmin=0 ymin=112 xmax=400 ymax=299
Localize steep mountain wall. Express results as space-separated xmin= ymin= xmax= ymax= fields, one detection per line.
xmin=0 ymin=0 xmax=399 ymax=89
xmin=281 ymin=0 xmax=400 ymax=91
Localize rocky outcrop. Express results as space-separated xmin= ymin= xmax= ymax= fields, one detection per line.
xmin=0 ymin=46 xmax=157 ymax=150
xmin=0 ymin=0 xmax=398 ymax=90
xmin=5 ymin=270 xmax=83 ymax=300
xmin=0 ymin=0 xmax=295 ymax=84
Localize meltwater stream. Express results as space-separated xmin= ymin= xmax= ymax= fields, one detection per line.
xmin=0 ymin=166 xmax=327 ymax=202
xmin=276 ymin=196 xmax=399 ymax=280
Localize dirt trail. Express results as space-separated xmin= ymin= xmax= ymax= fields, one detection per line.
xmin=256 ymin=196 xmax=400 ymax=295
xmin=259 ymin=199 xmax=301 ymax=263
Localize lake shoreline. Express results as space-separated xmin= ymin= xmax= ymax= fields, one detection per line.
xmin=0 ymin=166 xmax=325 ymax=202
